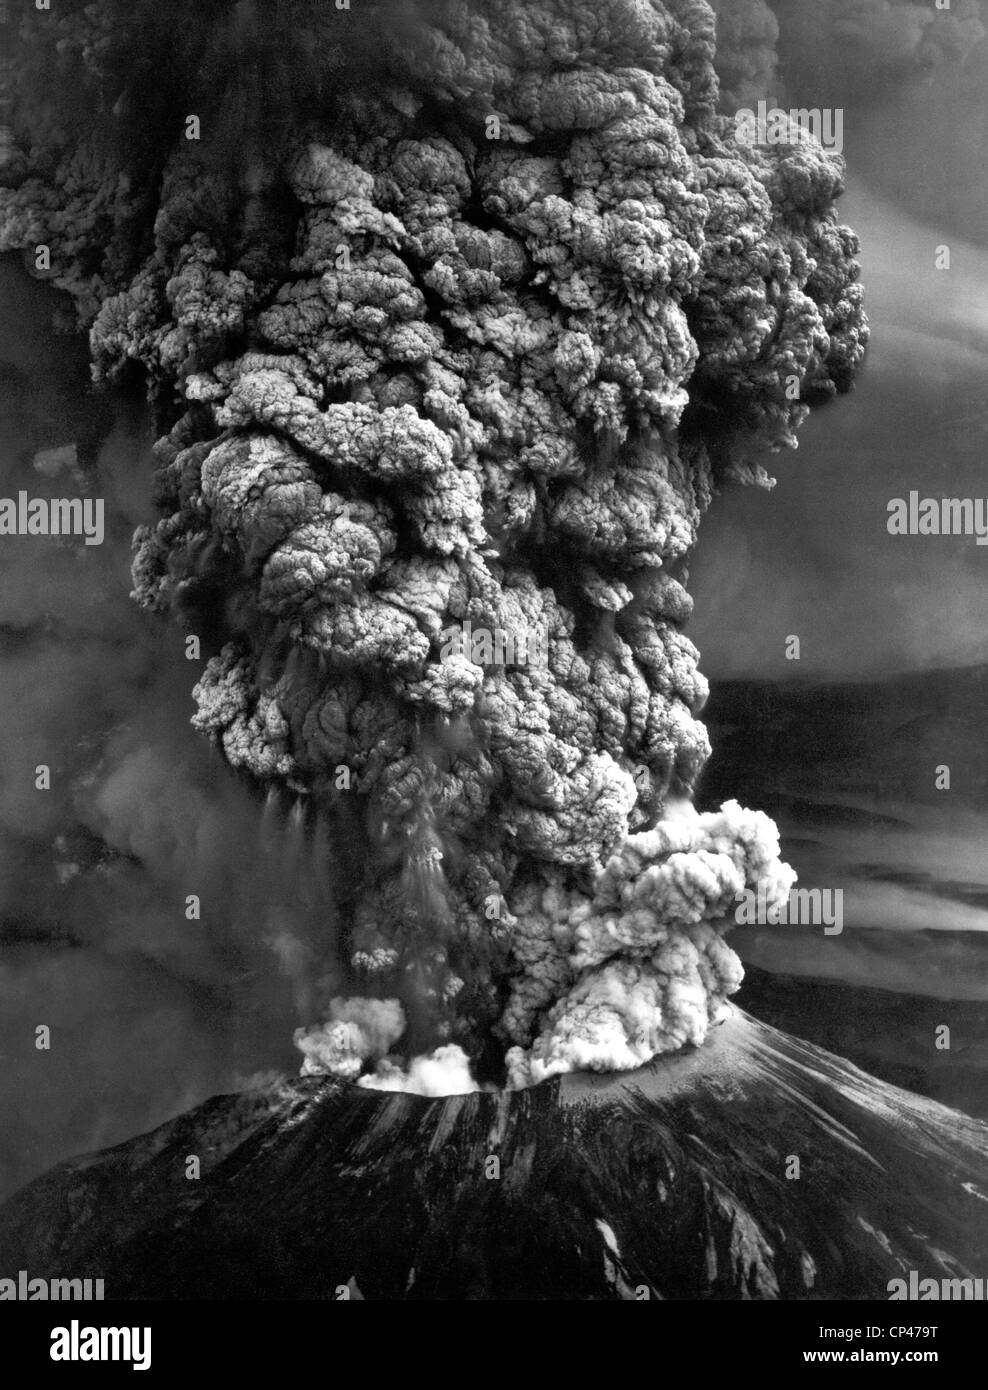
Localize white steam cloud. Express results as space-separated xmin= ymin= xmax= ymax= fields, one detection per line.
xmin=294 ymin=997 xmax=406 ymax=1079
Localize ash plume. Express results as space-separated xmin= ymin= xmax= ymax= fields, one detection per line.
xmin=0 ymin=0 xmax=867 ymax=1091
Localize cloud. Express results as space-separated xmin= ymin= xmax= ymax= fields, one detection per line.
xmin=295 ymin=997 xmax=406 ymax=1079
xmin=0 ymin=0 xmax=868 ymax=1105
xmin=357 ymin=1043 xmax=479 ymax=1095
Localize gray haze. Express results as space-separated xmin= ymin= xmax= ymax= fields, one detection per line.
xmin=693 ymin=2 xmax=988 ymax=678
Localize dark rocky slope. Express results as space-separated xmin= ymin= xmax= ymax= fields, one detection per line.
xmin=2 ymin=1009 xmax=986 ymax=1300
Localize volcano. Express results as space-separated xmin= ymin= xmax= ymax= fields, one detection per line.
xmin=2 ymin=1007 xmax=986 ymax=1301
xmin=0 ymin=0 xmax=937 ymax=1305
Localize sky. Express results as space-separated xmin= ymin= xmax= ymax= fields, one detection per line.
xmin=689 ymin=0 xmax=988 ymax=1028
xmin=692 ymin=0 xmax=988 ymax=679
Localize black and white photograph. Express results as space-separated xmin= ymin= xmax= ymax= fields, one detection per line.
xmin=0 ymin=0 xmax=986 ymax=1350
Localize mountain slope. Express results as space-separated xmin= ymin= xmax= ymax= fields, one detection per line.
xmin=2 ymin=1008 xmax=986 ymax=1300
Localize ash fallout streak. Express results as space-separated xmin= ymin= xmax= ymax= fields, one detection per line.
xmin=0 ymin=0 xmax=867 ymax=1092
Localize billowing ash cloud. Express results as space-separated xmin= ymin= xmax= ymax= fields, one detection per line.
xmin=0 ymin=0 xmax=866 ymax=1091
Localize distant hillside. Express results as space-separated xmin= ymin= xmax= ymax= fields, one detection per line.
xmin=699 ymin=664 xmax=988 ymax=813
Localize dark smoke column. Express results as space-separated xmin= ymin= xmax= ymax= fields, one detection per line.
xmin=0 ymin=0 xmax=867 ymax=1089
